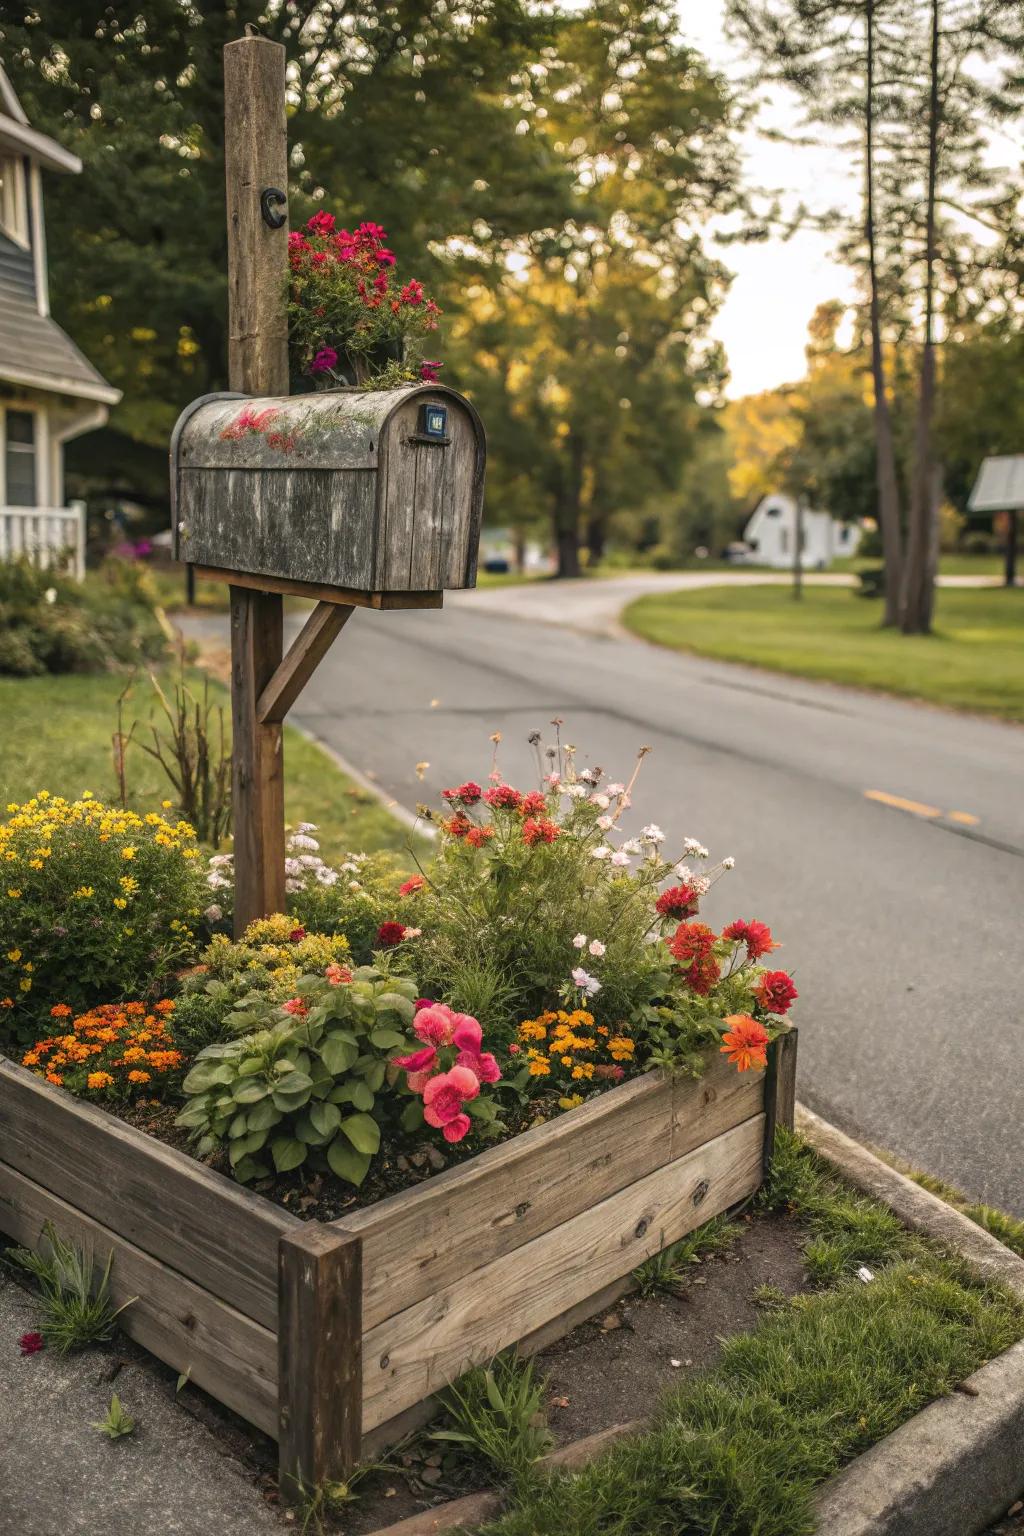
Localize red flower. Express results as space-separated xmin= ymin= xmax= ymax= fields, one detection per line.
xmin=441 ymin=781 xmax=483 ymax=805
xmin=720 ymin=1014 xmax=770 ymax=1072
xmin=401 ymin=279 xmax=424 ymax=306
xmin=307 ymin=210 xmax=336 ymax=236
xmin=667 ymin=922 xmax=721 ymax=996
xmin=414 ymin=998 xmax=435 ymax=1011
xmin=420 ymin=360 xmax=443 ymax=383
xmin=288 ymin=231 xmax=310 ymax=253
xmin=356 ymin=220 xmax=388 ymax=243
xmin=518 ymin=791 xmax=548 ymax=817
xmin=522 ymin=817 xmax=560 ymax=847
xmin=289 ymin=927 xmax=306 ymax=942
xmin=484 ymin=785 xmax=523 ymax=811
xmin=19 ymin=1332 xmax=43 ymax=1356
xmin=375 ymin=247 xmax=397 ymax=267
xmin=442 ymin=812 xmax=473 ymax=839
xmin=754 ymin=970 xmax=798 ymax=1015
xmin=655 ymin=884 xmax=701 ymax=920
xmin=466 ymin=826 xmax=494 ymax=848
xmin=281 ymin=997 xmax=308 ymax=1018
xmin=376 ymin=921 xmax=407 ymax=948
xmin=722 ymin=919 xmax=776 ymax=961
xmin=399 ymin=875 xmax=426 ymax=897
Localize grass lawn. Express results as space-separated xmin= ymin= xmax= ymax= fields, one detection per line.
xmin=0 ymin=668 xmax=416 ymax=862
xmin=624 ymin=583 xmax=1024 ymax=721
xmin=473 ymin=1133 xmax=1024 ymax=1536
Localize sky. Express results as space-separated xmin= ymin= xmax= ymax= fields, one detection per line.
xmin=681 ymin=2 xmax=860 ymax=399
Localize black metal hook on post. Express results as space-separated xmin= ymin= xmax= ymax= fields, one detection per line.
xmin=260 ymin=187 xmax=287 ymax=229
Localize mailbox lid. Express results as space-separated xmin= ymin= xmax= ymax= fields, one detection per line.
xmin=173 ymin=390 xmax=403 ymax=472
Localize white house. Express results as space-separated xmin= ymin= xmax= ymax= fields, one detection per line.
xmin=734 ymin=494 xmax=861 ymax=570
xmin=0 ymin=63 xmax=119 ymax=574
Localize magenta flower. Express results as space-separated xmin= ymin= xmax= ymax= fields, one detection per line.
xmin=307 ymin=210 xmax=336 ymax=236
xmin=414 ymin=1003 xmax=457 ymax=1047
xmin=19 ymin=1332 xmax=43 ymax=1356
xmin=420 ymin=360 xmax=443 ymax=383
xmin=310 ymin=346 xmax=339 ymax=375
xmin=392 ymin=1044 xmax=438 ymax=1094
xmin=423 ymin=1065 xmax=480 ymax=1129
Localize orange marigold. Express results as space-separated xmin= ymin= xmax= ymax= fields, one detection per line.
xmin=720 ymin=1014 xmax=770 ymax=1073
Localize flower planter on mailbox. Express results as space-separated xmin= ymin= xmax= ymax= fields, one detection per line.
xmin=171 ymin=385 xmax=485 ymax=598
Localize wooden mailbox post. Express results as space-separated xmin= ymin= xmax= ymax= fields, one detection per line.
xmin=168 ymin=32 xmax=484 ymax=1497
xmin=171 ymin=33 xmax=484 ymax=936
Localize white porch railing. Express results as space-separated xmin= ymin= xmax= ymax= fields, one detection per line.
xmin=0 ymin=502 xmax=86 ymax=581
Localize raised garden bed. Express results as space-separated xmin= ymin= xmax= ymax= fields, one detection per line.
xmin=0 ymin=1031 xmax=796 ymax=1490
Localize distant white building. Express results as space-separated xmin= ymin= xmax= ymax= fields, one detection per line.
xmin=733 ymin=494 xmax=861 ymax=570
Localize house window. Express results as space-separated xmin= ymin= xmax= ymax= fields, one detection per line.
xmin=0 ymin=155 xmax=28 ymax=246
xmin=5 ymin=410 xmax=37 ymax=506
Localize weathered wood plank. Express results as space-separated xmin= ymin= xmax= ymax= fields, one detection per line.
xmin=0 ymin=1160 xmax=278 ymax=1434
xmin=0 ymin=1059 xmax=294 ymax=1328
xmin=193 ymin=564 xmax=444 ymax=610
xmin=278 ymin=1224 xmax=362 ymax=1498
xmin=762 ymin=1026 xmax=798 ymax=1175
xmin=257 ymin=601 xmax=354 ymax=724
xmin=230 ymin=585 xmax=286 ymax=931
xmin=361 ymin=1112 xmax=765 ymax=1430
xmin=345 ymin=1057 xmax=762 ymax=1330
xmin=223 ymin=36 xmax=288 ymax=396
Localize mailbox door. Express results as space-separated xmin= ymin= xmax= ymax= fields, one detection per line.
xmin=378 ymin=394 xmax=483 ymax=591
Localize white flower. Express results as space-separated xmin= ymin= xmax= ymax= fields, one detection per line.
xmin=577 ymin=768 xmax=597 ymax=784
xmin=722 ymin=856 xmax=736 ymax=869
xmin=641 ymin=823 xmax=665 ymax=844
xmin=404 ymin=926 xmax=423 ymax=939
xmin=591 ymin=793 xmax=610 ymax=810
xmin=596 ymin=814 xmax=613 ymax=830
xmin=316 ymin=867 xmax=339 ymax=886
xmin=565 ymin=784 xmax=587 ymax=800
xmin=588 ymin=939 xmax=606 ymax=957
xmin=204 ymin=904 xmax=223 ymax=922
xmin=44 ymin=587 xmax=57 ymax=605
xmin=591 ymin=845 xmax=611 ymax=860
xmin=607 ymin=782 xmax=625 ymax=796
xmin=683 ymin=838 xmax=710 ymax=860
xmin=297 ymin=822 xmax=318 ymax=834
xmin=206 ymin=872 xmax=230 ymax=890
xmin=349 ymin=879 xmax=362 ymax=890
xmin=571 ymin=966 xmax=602 ymax=996
xmin=621 ymin=838 xmax=641 ymax=855
xmin=208 ymin=853 xmax=233 ymax=869
xmin=545 ymin=772 xmax=561 ymax=787
xmin=572 ymin=933 xmax=588 ymax=949
xmin=610 ymin=850 xmax=630 ymax=867
xmin=290 ymin=833 xmax=320 ymax=852
xmin=285 ymin=878 xmax=303 ymax=893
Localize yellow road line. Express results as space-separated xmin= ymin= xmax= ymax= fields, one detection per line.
xmin=948 ymin=810 xmax=981 ymax=826
xmin=864 ymin=789 xmax=942 ymax=819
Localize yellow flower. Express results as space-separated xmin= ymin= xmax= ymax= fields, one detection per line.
xmin=19 ymin=977 xmax=32 ymax=992
xmin=28 ymin=859 xmax=43 ymax=870
xmin=22 ymin=962 xmax=32 ymax=973
xmin=528 ymin=1057 xmax=551 ymax=1076
xmin=87 ymin=1071 xmax=114 ymax=1090
xmin=119 ymin=875 xmax=138 ymax=894
xmin=72 ymin=886 xmax=94 ymax=899
xmin=113 ymin=897 xmax=128 ymax=910
xmin=558 ymin=1094 xmax=584 ymax=1110
xmin=7 ymin=949 xmax=21 ymax=963
xmin=161 ymin=800 xmax=172 ymax=809
xmin=6 ymin=889 xmax=20 ymax=899
xmin=121 ymin=846 xmax=136 ymax=860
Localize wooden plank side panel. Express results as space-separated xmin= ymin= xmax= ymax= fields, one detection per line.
xmin=0 ymin=1160 xmax=278 ymax=1434
xmin=0 ymin=1060 xmax=295 ymax=1328
xmin=348 ymin=1058 xmax=762 ymax=1330
xmin=361 ymin=1112 xmax=765 ymax=1431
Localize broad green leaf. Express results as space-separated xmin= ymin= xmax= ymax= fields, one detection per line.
xmin=271 ymin=1136 xmax=308 ymax=1173
xmin=400 ymin=1097 xmax=425 ymax=1133
xmin=275 ymin=1068 xmax=313 ymax=1092
xmin=232 ymin=1077 xmax=269 ymax=1103
xmin=233 ymin=1154 xmax=270 ymax=1184
xmin=182 ymin=1062 xmax=234 ymax=1094
xmin=237 ymin=1057 xmax=264 ymax=1076
xmin=369 ymin=1027 xmax=406 ymax=1050
xmin=320 ymin=1035 xmax=358 ymax=1075
xmin=362 ymin=1060 xmax=387 ymax=1093
xmin=246 ymin=1100 xmax=282 ymax=1133
xmin=175 ymin=1102 xmax=211 ymax=1129
xmin=339 ymin=1112 xmax=381 ymax=1156
xmin=375 ymin=993 xmax=415 ymax=1024
xmin=326 ymin=1137 xmax=372 ymax=1187
xmin=309 ymin=1100 xmax=342 ymax=1137
xmin=348 ymin=1082 xmax=375 ymax=1112
xmin=272 ymin=1085 xmax=312 ymax=1112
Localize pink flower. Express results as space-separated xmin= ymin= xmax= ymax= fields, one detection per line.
xmin=414 ymin=1003 xmax=456 ymax=1047
xmin=19 ymin=1332 xmax=43 ymax=1356
xmin=393 ymin=1044 xmax=438 ymax=1094
xmin=399 ymin=875 xmax=425 ymax=897
xmin=442 ymin=1112 xmax=472 ymax=1144
xmin=310 ymin=346 xmax=338 ymax=374
xmin=282 ymin=997 xmax=308 ymax=1017
xmin=401 ymin=279 xmax=424 ymax=306
xmin=307 ymin=210 xmax=336 ymax=236
xmin=452 ymin=1014 xmax=502 ymax=1084
xmin=423 ymin=1065 xmax=480 ymax=1128
xmin=414 ymin=997 xmax=434 ymax=1011
xmin=324 ymin=962 xmax=353 ymax=986
xmin=420 ymin=360 xmax=443 ymax=383
xmin=356 ymin=220 xmax=388 ymax=243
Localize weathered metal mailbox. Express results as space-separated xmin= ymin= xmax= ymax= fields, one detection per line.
xmin=171 ymin=384 xmax=485 ymax=598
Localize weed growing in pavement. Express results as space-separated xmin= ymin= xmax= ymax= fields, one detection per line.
xmin=633 ymin=1213 xmax=740 ymax=1296
xmin=11 ymin=1222 xmax=135 ymax=1353
xmin=433 ymin=1353 xmax=553 ymax=1486
xmin=91 ymin=1393 xmax=135 ymax=1440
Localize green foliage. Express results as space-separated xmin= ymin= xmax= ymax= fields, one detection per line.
xmin=633 ymin=1215 xmax=739 ymax=1297
xmin=0 ymin=558 xmax=165 ymax=678
xmin=12 ymin=1222 xmax=135 ymax=1354
xmin=0 ymin=793 xmax=203 ymax=1047
xmin=479 ymin=1257 xmax=1024 ymax=1536
xmin=173 ymin=915 xmax=352 ymax=1056
xmin=434 ymin=1354 xmax=553 ymax=1486
xmin=177 ymin=966 xmax=418 ymax=1185
xmin=92 ymin=1393 xmax=136 ymax=1441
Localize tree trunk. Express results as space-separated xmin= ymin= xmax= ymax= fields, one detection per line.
xmin=586 ymin=512 xmax=606 ymax=565
xmin=553 ymin=433 xmax=585 ymax=578
xmin=792 ymin=497 xmax=804 ymax=600
xmin=866 ymin=0 xmax=904 ymax=627
xmin=556 ymin=526 xmax=581 ymax=578
xmin=900 ymin=0 xmax=941 ymax=635
xmin=1006 ymin=508 xmax=1019 ymax=589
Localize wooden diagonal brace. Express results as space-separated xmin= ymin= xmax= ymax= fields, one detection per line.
xmin=256 ymin=600 xmax=354 ymax=725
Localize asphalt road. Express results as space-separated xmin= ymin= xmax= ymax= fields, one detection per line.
xmin=186 ymin=576 xmax=1024 ymax=1214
